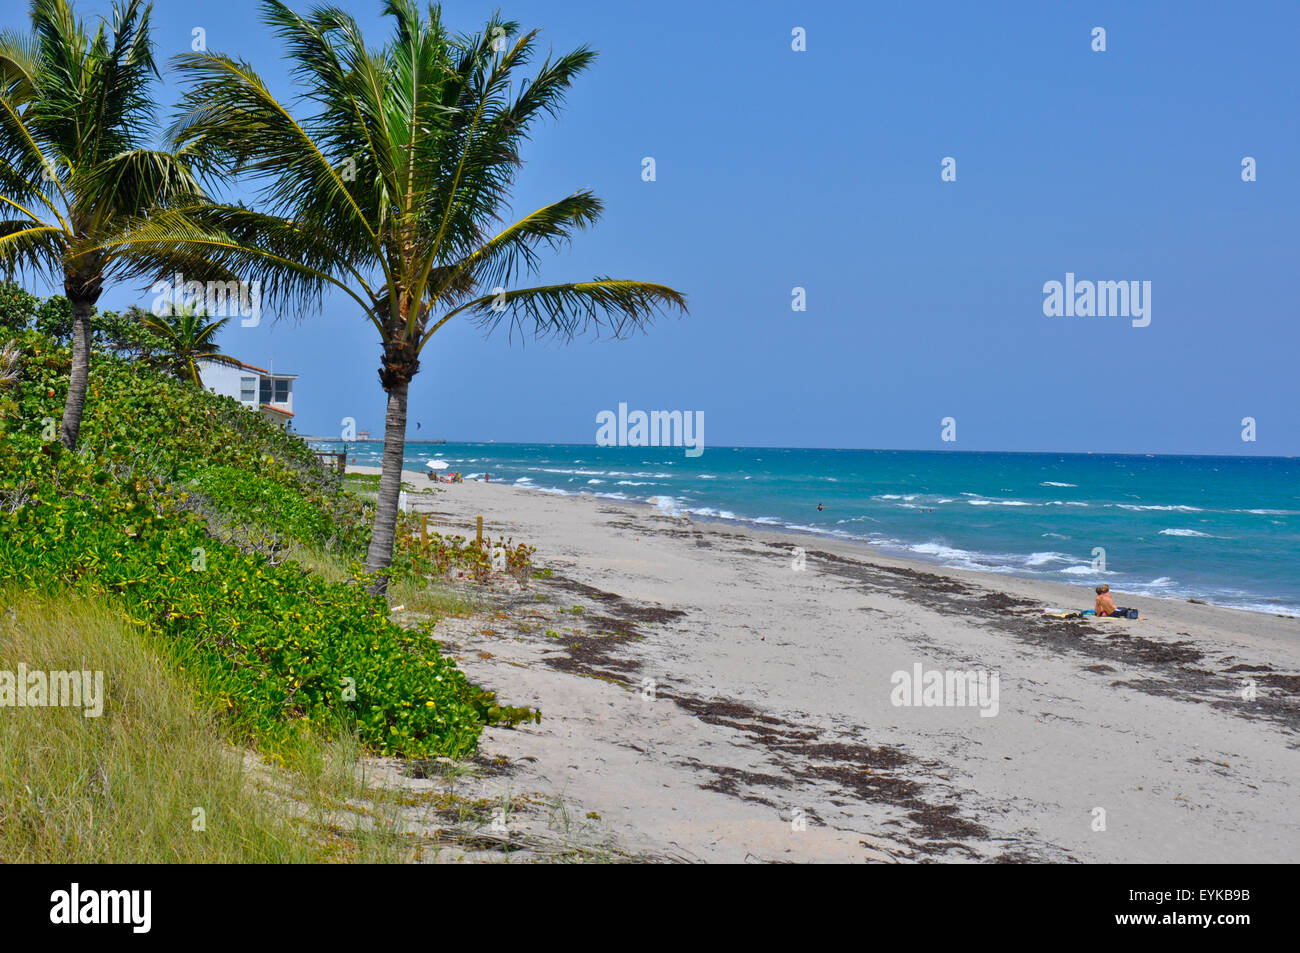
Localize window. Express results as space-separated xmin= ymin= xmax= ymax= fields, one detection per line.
xmin=274 ymin=379 xmax=290 ymax=404
xmin=240 ymin=377 xmax=256 ymax=403
xmin=259 ymin=378 xmax=271 ymax=405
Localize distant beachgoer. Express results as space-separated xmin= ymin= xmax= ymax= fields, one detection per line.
xmin=1095 ymin=584 xmax=1137 ymax=618
xmin=816 ymin=503 xmax=824 ymax=511
xmin=485 ymin=472 xmax=490 ymax=482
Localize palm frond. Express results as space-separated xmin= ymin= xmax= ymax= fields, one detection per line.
xmin=0 ymin=28 xmax=40 ymax=99
xmin=0 ymin=221 xmax=65 ymax=278
xmin=0 ymin=337 xmax=20 ymax=390
xmin=430 ymin=190 xmax=603 ymax=303
xmin=103 ymin=205 xmax=375 ymax=325
xmin=169 ymin=48 xmax=381 ymax=249
xmin=428 ymin=277 xmax=686 ymax=348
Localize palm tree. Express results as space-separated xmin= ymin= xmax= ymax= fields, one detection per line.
xmin=0 ymin=338 xmax=18 ymax=390
xmin=0 ymin=0 xmax=206 ymax=448
xmin=141 ymin=303 xmax=239 ymax=388
xmin=122 ymin=0 xmax=687 ymax=591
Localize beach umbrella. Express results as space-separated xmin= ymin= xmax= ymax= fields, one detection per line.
xmin=426 ymin=460 xmax=449 ymax=470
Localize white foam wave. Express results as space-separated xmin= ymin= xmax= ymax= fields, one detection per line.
xmin=1116 ymin=504 xmax=1204 ymax=512
xmin=1059 ymin=565 xmax=1101 ymax=575
xmin=648 ymin=496 xmax=682 ymax=517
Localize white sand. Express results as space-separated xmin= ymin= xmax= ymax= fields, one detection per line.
xmin=354 ymin=468 xmax=1300 ymax=863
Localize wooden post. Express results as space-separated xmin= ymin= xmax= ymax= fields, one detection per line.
xmin=476 ymin=515 xmax=483 ymax=547
xmin=420 ymin=513 xmax=428 ymax=554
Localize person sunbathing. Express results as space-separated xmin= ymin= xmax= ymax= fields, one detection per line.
xmin=1094 ymin=585 xmax=1137 ymax=618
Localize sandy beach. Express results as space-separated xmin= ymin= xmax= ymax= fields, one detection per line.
xmin=359 ymin=467 xmax=1300 ymax=863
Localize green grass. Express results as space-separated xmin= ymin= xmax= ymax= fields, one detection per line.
xmin=0 ymin=589 xmax=311 ymax=861
xmin=387 ymin=576 xmax=480 ymax=617
xmin=0 ymin=588 xmax=426 ymax=862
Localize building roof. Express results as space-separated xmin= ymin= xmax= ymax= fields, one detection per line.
xmin=259 ymin=404 xmax=295 ymax=417
xmin=204 ymin=358 xmax=297 ymax=379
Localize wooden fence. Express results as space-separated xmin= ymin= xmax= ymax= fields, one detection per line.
xmin=314 ymin=451 xmax=346 ymax=475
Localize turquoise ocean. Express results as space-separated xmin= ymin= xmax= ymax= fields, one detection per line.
xmin=312 ymin=442 xmax=1300 ymax=617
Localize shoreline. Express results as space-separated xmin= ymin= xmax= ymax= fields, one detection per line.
xmin=352 ymin=465 xmax=1299 ymax=625
xmin=354 ymin=466 xmax=1300 ymax=862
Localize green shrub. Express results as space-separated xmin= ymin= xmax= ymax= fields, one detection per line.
xmin=0 ymin=330 xmax=538 ymax=758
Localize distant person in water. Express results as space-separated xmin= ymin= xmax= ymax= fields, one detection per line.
xmin=816 ymin=503 xmax=824 ymax=511
xmin=1095 ymin=585 xmax=1137 ymax=618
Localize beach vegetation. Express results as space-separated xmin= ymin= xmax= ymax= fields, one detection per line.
xmin=0 ymin=326 xmax=538 ymax=758
xmin=0 ymin=589 xmax=317 ymax=861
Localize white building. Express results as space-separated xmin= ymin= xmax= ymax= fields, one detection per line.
xmin=199 ymin=359 xmax=297 ymax=431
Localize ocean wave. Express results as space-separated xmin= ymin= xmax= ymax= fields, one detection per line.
xmin=648 ymin=496 xmax=683 ymax=517
xmin=904 ymin=542 xmax=1017 ymax=573
xmin=587 ymin=478 xmax=604 ymax=484
xmin=1025 ymin=551 xmax=1071 ymax=566
xmin=908 ymin=542 xmax=961 ymax=557
xmin=688 ymin=507 xmax=740 ymax=520
xmin=1059 ymin=565 xmax=1103 ymax=575
xmin=781 ymin=522 xmax=857 ymax=538
xmin=531 ymin=467 xmax=607 ymax=476
xmin=1040 ymin=481 xmax=1077 ymax=487
xmin=1158 ymin=528 xmax=1215 ymax=538
xmin=1116 ymin=504 xmax=1204 ymax=512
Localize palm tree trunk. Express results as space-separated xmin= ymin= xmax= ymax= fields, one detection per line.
xmin=364 ymin=378 xmax=410 ymax=593
xmin=59 ymin=298 xmax=95 ymax=449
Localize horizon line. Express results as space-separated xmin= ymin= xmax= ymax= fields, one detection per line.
xmin=300 ymin=437 xmax=1297 ymax=461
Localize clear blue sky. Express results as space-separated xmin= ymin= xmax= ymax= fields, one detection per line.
xmin=6 ymin=0 xmax=1298 ymax=454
